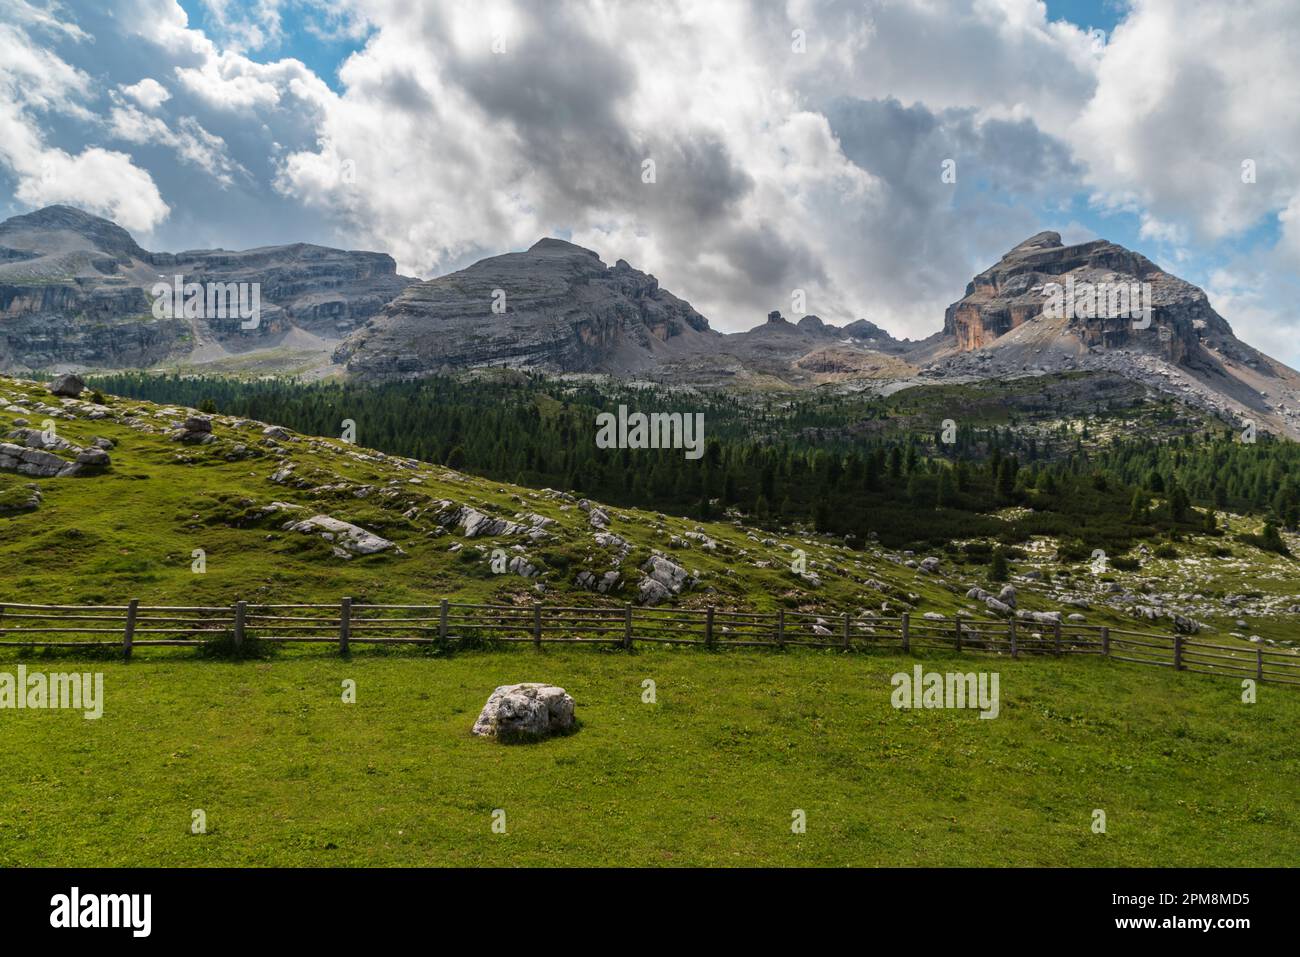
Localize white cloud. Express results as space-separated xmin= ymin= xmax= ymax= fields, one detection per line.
xmin=120 ymin=77 xmax=172 ymax=111
xmin=271 ymin=0 xmax=1099 ymax=334
xmin=1076 ymin=0 xmax=1300 ymax=245
xmin=10 ymin=144 xmax=169 ymax=232
xmin=0 ymin=17 xmax=168 ymax=232
xmin=108 ymin=105 xmax=249 ymax=187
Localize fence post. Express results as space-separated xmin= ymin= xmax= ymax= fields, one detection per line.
xmin=776 ymin=608 xmax=785 ymax=649
xmin=842 ymin=612 xmax=851 ymax=651
xmin=1257 ymin=648 xmax=1264 ymax=682
xmin=1101 ymin=626 xmax=1110 ymax=657
xmin=123 ymin=598 xmax=139 ymax=661
xmin=439 ymin=599 xmax=448 ymax=643
xmin=533 ymin=604 xmax=542 ymax=649
xmin=623 ymin=605 xmax=633 ymax=650
xmin=954 ymin=614 xmax=962 ymax=653
xmin=1173 ymin=635 xmax=1183 ymax=671
xmin=1009 ymin=618 xmax=1017 ymax=659
xmin=901 ymin=612 xmax=910 ymax=654
xmin=1053 ymin=618 xmax=1062 ymax=656
xmin=339 ymin=597 xmax=351 ymax=656
xmin=233 ymin=600 xmax=246 ymax=655
xmin=705 ymin=606 xmax=715 ymax=648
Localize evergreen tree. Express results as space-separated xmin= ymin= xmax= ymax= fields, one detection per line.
xmin=989 ymin=547 xmax=1009 ymax=583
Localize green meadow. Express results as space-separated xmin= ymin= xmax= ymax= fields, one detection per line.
xmin=1 ymin=645 xmax=1295 ymax=867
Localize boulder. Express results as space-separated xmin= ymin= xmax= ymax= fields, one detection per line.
xmin=472 ymin=683 xmax=576 ymax=741
xmin=997 ymin=584 xmax=1018 ymax=608
xmin=642 ymin=552 xmax=691 ymax=595
xmin=0 ymin=443 xmax=75 ymax=478
xmin=183 ymin=415 xmax=213 ymax=433
xmin=47 ymin=373 xmax=85 ymax=398
xmin=638 ymin=577 xmax=672 ymax=606
xmin=74 ymin=447 xmax=111 ymax=469
xmin=576 ymin=569 xmax=622 ymax=594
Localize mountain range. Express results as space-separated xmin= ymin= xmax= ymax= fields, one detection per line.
xmin=3 ymin=205 xmax=1299 ymax=438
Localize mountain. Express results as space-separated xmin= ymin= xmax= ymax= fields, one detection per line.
xmin=0 ymin=205 xmax=414 ymax=373
xmin=334 ymin=237 xmax=718 ymax=376
xmin=923 ymin=231 xmax=1300 ymax=439
xmin=5 ymin=205 xmax=1299 ymax=438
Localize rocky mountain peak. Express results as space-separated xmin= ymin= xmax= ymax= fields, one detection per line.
xmin=527 ymin=237 xmax=602 ymax=260
xmin=1006 ymin=230 xmax=1063 ymax=256
xmin=338 ymin=239 xmax=716 ymax=377
xmin=0 ymin=204 xmax=147 ymax=260
xmin=943 ymin=230 xmax=1232 ymax=358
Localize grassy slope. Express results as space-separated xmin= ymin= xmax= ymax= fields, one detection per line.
xmin=0 ymin=375 xmax=1069 ymax=619
xmin=1 ymin=645 xmax=1295 ymax=867
xmin=1 ymin=375 xmax=1296 ymax=640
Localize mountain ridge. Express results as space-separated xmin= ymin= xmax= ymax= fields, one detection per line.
xmin=3 ymin=206 xmax=1299 ymax=437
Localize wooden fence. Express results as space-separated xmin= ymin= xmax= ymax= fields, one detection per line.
xmin=0 ymin=599 xmax=1296 ymax=686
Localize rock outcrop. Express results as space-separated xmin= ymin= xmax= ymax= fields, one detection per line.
xmin=285 ymin=514 xmax=397 ymax=556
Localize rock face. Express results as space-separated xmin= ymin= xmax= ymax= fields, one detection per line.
xmin=336 ymin=238 xmax=719 ymax=376
xmin=472 ymin=683 xmax=576 ymax=740
xmin=942 ymin=231 xmax=1230 ymax=362
xmin=0 ymin=205 xmax=414 ymax=373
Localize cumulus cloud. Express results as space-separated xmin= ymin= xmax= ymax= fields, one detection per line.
xmin=0 ymin=15 xmax=168 ymax=231
xmin=120 ymin=77 xmax=172 ymax=110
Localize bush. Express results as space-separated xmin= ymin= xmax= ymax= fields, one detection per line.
xmin=196 ymin=629 xmax=274 ymax=660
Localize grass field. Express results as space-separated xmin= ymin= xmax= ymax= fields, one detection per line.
xmin=2 ymin=643 xmax=1295 ymax=867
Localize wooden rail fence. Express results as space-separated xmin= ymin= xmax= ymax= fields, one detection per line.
xmin=0 ymin=599 xmax=1296 ymax=686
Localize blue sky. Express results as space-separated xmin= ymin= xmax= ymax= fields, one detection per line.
xmin=4 ymin=1 xmax=1299 ymax=365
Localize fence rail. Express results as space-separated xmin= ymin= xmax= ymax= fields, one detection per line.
xmin=0 ymin=599 xmax=1296 ymax=686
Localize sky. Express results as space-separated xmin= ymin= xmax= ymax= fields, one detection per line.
xmin=4 ymin=0 xmax=1300 ymax=367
